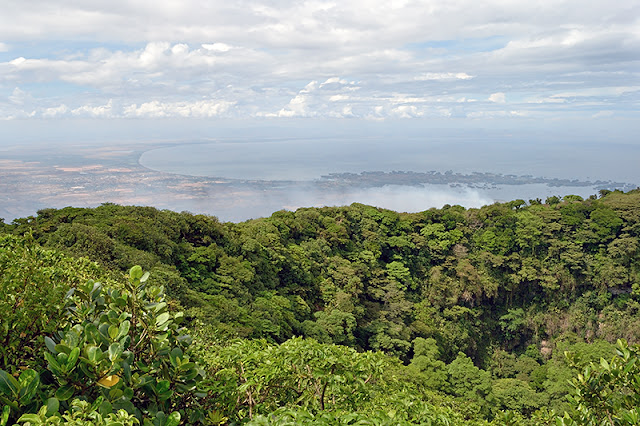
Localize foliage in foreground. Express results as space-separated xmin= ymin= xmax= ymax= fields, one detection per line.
xmin=0 ymin=260 xmax=205 ymax=425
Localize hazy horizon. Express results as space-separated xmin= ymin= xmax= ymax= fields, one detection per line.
xmin=1 ymin=1 xmax=638 ymax=220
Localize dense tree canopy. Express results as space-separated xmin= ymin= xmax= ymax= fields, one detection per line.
xmin=1 ymin=189 xmax=640 ymax=423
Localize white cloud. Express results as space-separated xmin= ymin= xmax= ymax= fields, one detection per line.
xmin=0 ymin=1 xmax=637 ymax=121
xmin=276 ymin=93 xmax=312 ymax=117
xmin=488 ymin=92 xmax=506 ymax=103
xmin=467 ymin=110 xmax=526 ymax=118
xmin=329 ymin=94 xmax=349 ymax=102
xmin=201 ymin=43 xmax=232 ymax=52
xmin=124 ymin=99 xmax=234 ymax=118
xmin=415 ymin=72 xmax=474 ymax=81
xmin=42 ymin=104 xmax=70 ymax=118
xmin=390 ymin=105 xmax=423 ymax=118
xmin=8 ymin=87 xmax=28 ymax=105
xmin=72 ymin=100 xmax=113 ymax=117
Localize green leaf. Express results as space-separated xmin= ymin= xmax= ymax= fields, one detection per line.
xmin=165 ymin=411 xmax=181 ymax=426
xmin=156 ymin=380 xmax=171 ymax=395
xmin=109 ymin=342 xmax=122 ymax=362
xmin=44 ymin=352 xmax=62 ymax=374
xmin=18 ymin=369 xmax=39 ymax=405
xmin=54 ymin=343 xmax=71 ymax=355
xmin=45 ymin=397 xmax=59 ymax=417
xmin=16 ymin=414 xmax=41 ymax=423
xmin=0 ymin=370 xmax=19 ymax=398
xmin=153 ymin=302 xmax=167 ymax=314
xmin=18 ymin=369 xmax=37 ymax=389
xmin=117 ymin=320 xmax=130 ymax=340
xmin=108 ymin=388 xmax=123 ymax=400
xmin=122 ymin=361 xmax=132 ymax=384
xmin=158 ymin=390 xmax=174 ymax=402
xmin=66 ymin=347 xmax=80 ymax=371
xmin=108 ymin=325 xmax=119 ymax=340
xmin=155 ymin=312 xmax=170 ymax=327
xmin=86 ymin=346 xmax=103 ymax=364
xmin=178 ymin=362 xmax=195 ymax=372
xmin=153 ymin=412 xmax=166 ymax=426
xmin=99 ymin=400 xmax=112 ymax=417
xmin=1 ymin=405 xmax=9 ymax=426
xmin=44 ymin=337 xmax=58 ymax=354
xmin=55 ymin=385 xmax=75 ymax=401
xmin=169 ymin=348 xmax=183 ymax=367
xmin=181 ymin=368 xmax=199 ymax=382
xmin=130 ymin=266 xmax=143 ymax=280
xmin=123 ymin=386 xmax=134 ymax=400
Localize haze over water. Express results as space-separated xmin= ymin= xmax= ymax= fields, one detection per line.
xmin=139 ymin=136 xmax=640 ymax=183
xmin=133 ymin=133 xmax=640 ymax=220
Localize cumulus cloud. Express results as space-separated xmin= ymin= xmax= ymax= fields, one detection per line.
xmin=267 ymin=78 xmax=363 ymax=118
xmin=123 ymin=99 xmax=235 ymax=118
xmin=72 ymin=100 xmax=113 ymax=118
xmin=488 ymin=92 xmax=506 ymax=103
xmin=42 ymin=104 xmax=70 ymax=118
xmin=390 ymin=105 xmax=423 ymax=118
xmin=0 ymin=0 xmax=637 ymax=121
xmin=201 ymin=43 xmax=232 ymax=52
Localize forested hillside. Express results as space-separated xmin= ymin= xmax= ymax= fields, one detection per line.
xmin=1 ymin=189 xmax=640 ymax=424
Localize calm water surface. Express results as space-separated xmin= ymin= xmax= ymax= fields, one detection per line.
xmin=139 ymin=138 xmax=640 ymax=183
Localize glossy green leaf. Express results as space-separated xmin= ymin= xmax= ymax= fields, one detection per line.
xmin=117 ymin=320 xmax=130 ymax=340
xmin=16 ymin=414 xmax=40 ymax=423
xmin=44 ymin=352 xmax=62 ymax=374
xmin=155 ymin=312 xmax=170 ymax=327
xmin=45 ymin=397 xmax=59 ymax=417
xmin=123 ymin=386 xmax=134 ymax=400
xmin=54 ymin=385 xmax=75 ymax=401
xmin=44 ymin=336 xmax=57 ymax=354
xmin=99 ymin=399 xmax=112 ymax=417
xmin=156 ymin=380 xmax=170 ymax=395
xmin=66 ymin=347 xmax=80 ymax=371
xmin=18 ymin=370 xmax=39 ymax=405
xmin=165 ymin=411 xmax=181 ymax=426
xmin=108 ymin=387 xmax=123 ymax=400
xmin=86 ymin=345 xmax=103 ymax=364
xmin=109 ymin=342 xmax=122 ymax=362
xmin=129 ymin=266 xmax=143 ymax=280
xmin=108 ymin=324 xmax=119 ymax=340
xmin=54 ymin=343 xmax=71 ymax=355
xmin=169 ymin=347 xmax=182 ymax=367
xmin=0 ymin=370 xmax=19 ymax=398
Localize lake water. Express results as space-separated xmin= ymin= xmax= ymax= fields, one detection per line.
xmin=139 ymin=137 xmax=640 ymax=183
xmin=135 ymin=137 xmax=639 ymax=220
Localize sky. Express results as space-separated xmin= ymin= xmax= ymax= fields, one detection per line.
xmin=0 ymin=0 xmax=638 ymax=134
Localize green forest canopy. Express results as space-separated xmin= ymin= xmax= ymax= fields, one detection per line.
xmin=1 ymin=189 xmax=640 ymax=424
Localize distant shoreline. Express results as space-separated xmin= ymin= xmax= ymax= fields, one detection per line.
xmin=1 ymin=138 xmax=637 ymax=223
xmin=137 ymin=144 xmax=637 ymax=191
